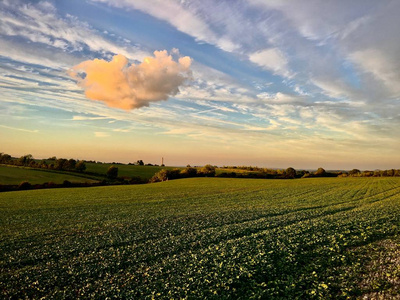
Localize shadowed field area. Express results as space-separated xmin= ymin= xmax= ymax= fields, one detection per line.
xmin=1 ymin=177 xmax=399 ymax=299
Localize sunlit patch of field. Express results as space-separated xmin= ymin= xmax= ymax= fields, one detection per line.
xmin=1 ymin=177 xmax=399 ymax=299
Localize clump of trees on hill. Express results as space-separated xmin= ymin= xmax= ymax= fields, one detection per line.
xmin=150 ymin=165 xmax=217 ymax=182
xmin=339 ymin=169 xmax=400 ymax=177
xmin=0 ymin=153 xmax=87 ymax=172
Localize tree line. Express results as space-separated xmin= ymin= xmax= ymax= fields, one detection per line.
xmin=150 ymin=165 xmax=216 ymax=182
xmin=151 ymin=166 xmax=400 ymax=183
xmin=2 ymin=152 xmax=399 ymax=189
xmin=0 ymin=153 xmax=87 ymax=172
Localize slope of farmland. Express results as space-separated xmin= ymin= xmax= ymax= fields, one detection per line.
xmin=1 ymin=177 xmax=399 ymax=299
xmin=0 ymin=165 xmax=100 ymax=185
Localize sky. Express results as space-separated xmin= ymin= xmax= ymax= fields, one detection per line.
xmin=0 ymin=0 xmax=399 ymax=170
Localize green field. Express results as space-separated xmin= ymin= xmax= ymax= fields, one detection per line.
xmin=1 ymin=177 xmax=399 ymax=298
xmin=85 ymin=163 xmax=177 ymax=180
xmin=0 ymin=165 xmax=99 ymax=185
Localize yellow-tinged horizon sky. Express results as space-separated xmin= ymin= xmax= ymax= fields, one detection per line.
xmin=0 ymin=0 xmax=399 ymax=170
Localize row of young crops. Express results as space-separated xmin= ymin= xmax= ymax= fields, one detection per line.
xmin=1 ymin=177 xmax=399 ymax=298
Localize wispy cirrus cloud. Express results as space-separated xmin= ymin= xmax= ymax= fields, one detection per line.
xmin=249 ymin=48 xmax=291 ymax=77
xmin=0 ymin=0 xmax=149 ymax=67
xmin=90 ymin=0 xmax=239 ymax=52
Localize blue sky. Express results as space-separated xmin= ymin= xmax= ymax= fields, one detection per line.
xmin=0 ymin=0 xmax=399 ymax=169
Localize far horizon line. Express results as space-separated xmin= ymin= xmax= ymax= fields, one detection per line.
xmin=1 ymin=152 xmax=399 ymax=173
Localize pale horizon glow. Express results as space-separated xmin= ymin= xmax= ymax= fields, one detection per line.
xmin=0 ymin=0 xmax=399 ymax=170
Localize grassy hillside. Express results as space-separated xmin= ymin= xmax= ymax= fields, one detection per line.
xmin=0 ymin=165 xmax=100 ymax=185
xmin=1 ymin=177 xmax=399 ymax=299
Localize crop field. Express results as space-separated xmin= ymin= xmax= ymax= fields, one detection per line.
xmin=1 ymin=177 xmax=399 ymax=299
xmin=0 ymin=165 xmax=100 ymax=185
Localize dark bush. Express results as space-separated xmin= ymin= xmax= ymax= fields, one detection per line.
xmin=18 ymin=181 xmax=32 ymax=190
xmin=314 ymin=167 xmax=326 ymax=176
xmin=180 ymin=167 xmax=198 ymax=177
xmin=106 ymin=166 xmax=119 ymax=179
xmin=200 ymin=164 xmax=216 ymax=177
xmin=150 ymin=169 xmax=181 ymax=182
xmin=63 ymin=180 xmax=72 ymax=187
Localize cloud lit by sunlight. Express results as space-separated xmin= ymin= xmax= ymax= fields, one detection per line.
xmin=68 ymin=50 xmax=192 ymax=110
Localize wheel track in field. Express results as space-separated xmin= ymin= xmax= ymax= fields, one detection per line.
xmin=347 ymin=182 xmax=400 ymax=206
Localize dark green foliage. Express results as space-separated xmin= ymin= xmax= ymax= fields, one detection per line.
xmin=286 ymin=167 xmax=296 ymax=179
xmin=314 ymin=167 xmax=326 ymax=176
xmin=349 ymin=169 xmax=361 ymax=175
xmin=75 ymin=161 xmax=86 ymax=172
xmin=17 ymin=181 xmax=31 ymax=190
xmin=180 ymin=166 xmax=198 ymax=177
xmin=0 ymin=153 xmax=12 ymax=164
xmin=54 ymin=158 xmax=68 ymax=170
xmin=150 ymin=168 xmax=181 ymax=182
xmin=63 ymin=180 xmax=72 ymax=187
xmin=17 ymin=154 xmax=33 ymax=167
xmin=106 ymin=166 xmax=119 ymax=179
xmin=65 ymin=159 xmax=76 ymax=170
xmin=200 ymin=164 xmax=216 ymax=177
xmin=150 ymin=169 xmax=168 ymax=182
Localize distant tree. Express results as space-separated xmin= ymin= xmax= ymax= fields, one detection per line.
xmin=349 ymin=169 xmax=361 ymax=176
xmin=286 ymin=167 xmax=296 ymax=179
xmin=55 ymin=158 xmax=68 ymax=170
xmin=169 ymin=169 xmax=181 ymax=179
xmin=276 ymin=169 xmax=285 ymax=175
xmin=387 ymin=169 xmax=395 ymax=177
xmin=264 ymin=168 xmax=277 ymax=175
xmin=360 ymin=171 xmax=370 ymax=177
xmin=65 ymin=159 xmax=76 ymax=170
xmin=17 ymin=154 xmax=33 ymax=166
xmin=180 ymin=167 xmax=198 ymax=177
xmin=75 ymin=161 xmax=86 ymax=172
xmin=200 ymin=164 xmax=216 ymax=177
xmin=150 ymin=169 xmax=169 ymax=182
xmin=314 ymin=167 xmax=326 ymax=176
xmin=63 ymin=180 xmax=72 ymax=187
xmin=137 ymin=160 xmax=144 ymax=166
xmin=0 ymin=153 xmax=12 ymax=164
xmin=296 ymin=170 xmax=307 ymax=177
xmin=39 ymin=159 xmax=48 ymax=169
xmin=106 ymin=166 xmax=118 ymax=179
xmin=150 ymin=169 xmax=181 ymax=182
xmin=28 ymin=160 xmax=37 ymax=168
xmin=18 ymin=181 xmax=32 ymax=190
